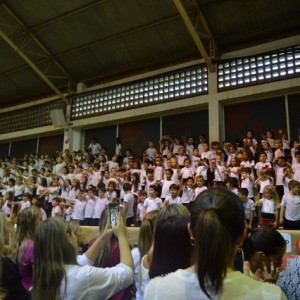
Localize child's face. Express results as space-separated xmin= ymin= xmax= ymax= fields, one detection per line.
xmin=52 ymin=199 xmax=57 ymax=206
xmin=155 ymin=159 xmax=162 ymax=166
xmin=193 ymin=149 xmax=199 ymax=156
xmin=291 ymin=185 xmax=300 ymax=195
xmin=104 ymin=171 xmax=110 ymax=178
xmin=238 ymin=192 xmax=247 ymax=202
xmin=184 ymin=160 xmax=190 ymax=167
xmin=170 ymin=188 xmax=178 ymax=198
xmin=149 ymin=141 xmax=154 ymax=148
xmin=196 ymin=178 xmax=204 ymax=187
xmin=264 ymin=190 xmax=272 ymax=199
xmin=147 ymin=173 xmax=154 ymax=180
xmin=178 ymin=148 xmax=184 ymax=155
xmin=274 ymin=141 xmax=282 ymax=149
xmin=215 ymin=155 xmax=222 ymax=164
xmin=259 ymin=154 xmax=267 ymax=162
xmin=139 ymin=195 xmax=146 ymax=202
xmin=149 ymin=188 xmax=157 ymax=198
xmin=277 ymin=158 xmax=285 ymax=167
xmin=112 ymin=155 xmax=117 ymax=162
xmin=296 ymin=155 xmax=300 ymax=163
xmin=165 ymin=170 xmax=172 ymax=179
xmin=111 ymin=168 xmax=117 ymax=176
xmin=187 ymin=179 xmax=194 ymax=188
xmin=98 ymin=191 xmax=105 ymax=198
xmin=107 ymin=184 xmax=114 ymax=192
xmin=203 ymin=143 xmax=209 ymax=151
xmin=230 ymin=159 xmax=237 ymax=166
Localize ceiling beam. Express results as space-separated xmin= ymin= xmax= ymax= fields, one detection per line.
xmin=0 ymin=29 xmax=69 ymax=105
xmin=0 ymin=3 xmax=75 ymax=87
xmin=173 ymin=0 xmax=215 ymax=72
xmin=189 ymin=0 xmax=220 ymax=58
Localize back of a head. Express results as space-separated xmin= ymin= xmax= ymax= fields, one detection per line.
xmin=243 ymin=227 xmax=286 ymax=260
xmin=190 ymin=188 xmax=245 ymax=298
xmin=156 ymin=204 xmax=190 ymax=224
xmin=0 ymin=212 xmax=7 ymax=255
xmin=32 ymin=217 xmax=76 ymax=300
xmin=8 ymin=207 xmax=41 ymax=263
xmin=138 ymin=210 xmax=159 ymax=259
xmin=149 ymin=214 xmax=192 ymax=279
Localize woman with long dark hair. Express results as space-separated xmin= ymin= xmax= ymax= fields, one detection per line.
xmin=144 ymin=188 xmax=286 ymax=299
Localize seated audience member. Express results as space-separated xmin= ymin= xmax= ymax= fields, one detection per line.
xmin=8 ymin=207 xmax=41 ymax=292
xmin=31 ymin=213 xmax=134 ymax=300
xmin=144 ymin=188 xmax=286 ymax=299
xmin=0 ymin=211 xmax=30 ymax=299
xmin=243 ymin=227 xmax=286 ymax=283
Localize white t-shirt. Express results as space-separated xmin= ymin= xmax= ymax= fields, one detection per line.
xmin=93 ymin=197 xmax=109 ymax=219
xmin=160 ymin=180 xmax=175 ymax=199
xmin=165 ymin=195 xmax=181 ymax=205
xmin=194 ymin=186 xmax=208 ymax=199
xmin=143 ymin=197 xmax=162 ymax=213
xmin=144 ymin=269 xmax=286 ymax=300
xmin=61 ymin=263 xmax=133 ymax=300
xmin=257 ymin=198 xmax=279 ymax=214
xmin=281 ymin=193 xmax=300 ymax=221
xmin=124 ymin=193 xmax=135 ymax=218
xmin=84 ymin=197 xmax=95 ymax=218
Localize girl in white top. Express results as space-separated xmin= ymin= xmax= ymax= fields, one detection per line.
xmin=254 ymin=185 xmax=280 ymax=227
xmin=31 ymin=213 xmax=134 ymax=300
xmin=144 ymin=188 xmax=286 ymax=300
xmin=193 ymin=176 xmax=207 ymax=199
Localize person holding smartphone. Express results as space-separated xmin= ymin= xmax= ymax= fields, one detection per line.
xmin=31 ymin=212 xmax=134 ymax=300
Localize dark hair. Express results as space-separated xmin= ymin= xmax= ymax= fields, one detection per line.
xmin=149 ymin=185 xmax=159 ymax=195
xmin=190 ymin=188 xmax=245 ymax=298
xmin=149 ymin=215 xmax=192 ymax=279
xmin=238 ymin=188 xmax=249 ymax=197
xmin=243 ymin=227 xmax=286 ymax=261
xmin=165 ymin=168 xmax=174 ymax=175
xmin=169 ymin=183 xmax=179 ymax=190
xmin=123 ymin=183 xmax=131 ymax=192
xmin=288 ymin=180 xmax=300 ymax=190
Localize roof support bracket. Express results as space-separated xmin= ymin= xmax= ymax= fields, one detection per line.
xmin=173 ymin=0 xmax=216 ymax=72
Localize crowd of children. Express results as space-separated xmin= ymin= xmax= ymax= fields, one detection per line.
xmin=0 ymin=130 xmax=300 ymax=229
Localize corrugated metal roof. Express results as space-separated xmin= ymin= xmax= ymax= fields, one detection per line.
xmin=0 ymin=0 xmax=299 ymax=107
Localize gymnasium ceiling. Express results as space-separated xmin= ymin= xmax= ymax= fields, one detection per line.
xmin=0 ymin=0 xmax=299 ymax=108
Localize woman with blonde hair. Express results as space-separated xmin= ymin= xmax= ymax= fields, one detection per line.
xmin=31 ymin=213 xmax=133 ymax=300
xmin=8 ymin=207 xmax=41 ymax=292
xmin=0 ymin=211 xmax=29 ymax=299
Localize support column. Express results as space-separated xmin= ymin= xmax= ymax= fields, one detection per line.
xmin=64 ymin=128 xmax=82 ymax=152
xmin=208 ymin=72 xmax=223 ymax=142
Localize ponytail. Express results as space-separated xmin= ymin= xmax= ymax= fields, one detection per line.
xmin=194 ymin=208 xmax=233 ymax=298
xmin=191 ymin=188 xmax=245 ymax=298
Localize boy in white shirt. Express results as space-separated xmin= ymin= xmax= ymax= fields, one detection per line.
xmin=19 ymin=192 xmax=31 ymax=211
xmin=123 ymin=183 xmax=135 ymax=226
xmin=280 ymin=180 xmax=300 ymax=229
xmin=143 ymin=185 xmax=162 ymax=216
xmin=84 ymin=188 xmax=96 ymax=226
xmin=238 ymin=188 xmax=255 ymax=228
xmin=51 ymin=197 xmax=62 ymax=218
xmin=163 ymin=184 xmax=181 ymax=207
xmin=92 ymin=187 xmax=108 ymax=226
xmin=136 ymin=190 xmax=147 ymax=226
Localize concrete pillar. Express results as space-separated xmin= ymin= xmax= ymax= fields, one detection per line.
xmin=208 ymin=71 xmax=224 ymax=142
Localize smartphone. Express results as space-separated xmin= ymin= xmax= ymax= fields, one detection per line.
xmin=109 ymin=203 xmax=119 ymax=226
xmin=233 ymin=248 xmax=244 ymax=273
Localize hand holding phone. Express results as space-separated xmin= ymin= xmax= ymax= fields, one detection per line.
xmin=109 ymin=203 xmax=119 ymax=226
